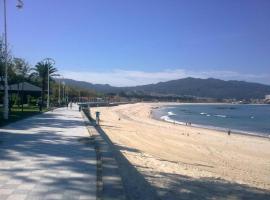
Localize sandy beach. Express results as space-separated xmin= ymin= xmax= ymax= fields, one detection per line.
xmin=90 ymin=103 xmax=270 ymax=199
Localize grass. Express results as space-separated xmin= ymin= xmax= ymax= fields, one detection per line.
xmin=0 ymin=105 xmax=48 ymax=127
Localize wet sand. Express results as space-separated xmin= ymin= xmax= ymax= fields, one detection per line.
xmin=91 ymin=103 xmax=270 ymax=199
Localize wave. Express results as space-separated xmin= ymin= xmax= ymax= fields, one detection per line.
xmin=159 ymin=115 xmax=267 ymax=138
xmin=200 ymin=112 xmax=226 ymax=118
xmin=168 ymin=111 xmax=176 ymax=116
xmin=160 ymin=115 xmax=185 ymax=125
xmin=214 ymin=114 xmax=227 ymax=118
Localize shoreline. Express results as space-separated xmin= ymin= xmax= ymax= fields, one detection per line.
xmin=91 ymin=102 xmax=270 ymax=194
xmin=150 ymin=103 xmax=270 ymax=139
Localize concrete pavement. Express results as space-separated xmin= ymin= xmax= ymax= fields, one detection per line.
xmin=0 ymin=107 xmax=96 ymax=200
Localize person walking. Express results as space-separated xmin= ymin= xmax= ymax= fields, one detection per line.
xmin=37 ymin=98 xmax=42 ymax=112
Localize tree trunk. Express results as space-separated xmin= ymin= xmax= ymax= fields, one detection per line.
xmin=21 ymin=82 xmax=24 ymax=112
xmin=41 ymin=78 xmax=46 ymax=107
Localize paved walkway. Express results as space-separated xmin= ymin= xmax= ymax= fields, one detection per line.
xmin=0 ymin=107 xmax=96 ymax=200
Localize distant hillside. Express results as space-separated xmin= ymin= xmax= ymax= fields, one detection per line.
xmin=62 ymin=77 xmax=270 ymax=99
xmin=62 ymin=79 xmax=120 ymax=93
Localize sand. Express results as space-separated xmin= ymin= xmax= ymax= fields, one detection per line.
xmin=90 ymin=103 xmax=270 ymax=199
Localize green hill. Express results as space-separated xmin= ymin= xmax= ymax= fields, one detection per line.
xmin=63 ymin=77 xmax=270 ymax=100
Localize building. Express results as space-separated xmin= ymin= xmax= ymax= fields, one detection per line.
xmin=265 ymin=95 xmax=270 ymax=104
xmin=0 ymin=82 xmax=42 ymax=93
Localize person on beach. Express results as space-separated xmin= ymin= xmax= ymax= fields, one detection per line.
xmin=96 ymin=111 xmax=100 ymax=125
xmin=228 ymin=130 xmax=231 ymax=136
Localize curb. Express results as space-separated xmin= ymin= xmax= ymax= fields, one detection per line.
xmin=81 ymin=110 xmax=126 ymax=200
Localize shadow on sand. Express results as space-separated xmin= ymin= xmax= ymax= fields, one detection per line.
xmin=95 ymin=125 xmax=270 ymax=200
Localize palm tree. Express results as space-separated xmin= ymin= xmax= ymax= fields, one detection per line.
xmin=31 ymin=59 xmax=57 ymax=107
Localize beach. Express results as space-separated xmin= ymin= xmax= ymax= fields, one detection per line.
xmin=90 ymin=103 xmax=270 ymax=198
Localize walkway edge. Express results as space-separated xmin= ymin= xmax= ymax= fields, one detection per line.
xmin=81 ymin=109 xmax=126 ymax=200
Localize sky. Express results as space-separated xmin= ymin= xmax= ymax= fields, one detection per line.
xmin=1 ymin=0 xmax=270 ymax=86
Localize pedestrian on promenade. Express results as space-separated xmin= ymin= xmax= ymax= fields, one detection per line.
xmin=70 ymin=102 xmax=73 ymax=109
xmin=37 ymin=99 xmax=42 ymax=112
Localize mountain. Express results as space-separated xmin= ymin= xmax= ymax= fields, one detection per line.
xmin=62 ymin=79 xmax=118 ymax=93
xmin=62 ymin=78 xmax=270 ymax=100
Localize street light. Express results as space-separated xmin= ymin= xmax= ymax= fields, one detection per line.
xmin=62 ymin=80 xmax=65 ymax=104
xmin=3 ymin=0 xmax=23 ymax=120
xmin=58 ymin=76 xmax=61 ymax=105
xmin=53 ymin=74 xmax=61 ymax=106
xmin=66 ymin=86 xmax=69 ymax=103
xmin=42 ymin=58 xmax=55 ymax=109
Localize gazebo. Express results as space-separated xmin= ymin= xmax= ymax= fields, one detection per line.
xmin=0 ymin=82 xmax=42 ymax=111
xmin=0 ymin=82 xmax=41 ymax=92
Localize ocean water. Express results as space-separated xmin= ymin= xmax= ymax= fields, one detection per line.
xmin=152 ymin=104 xmax=270 ymax=137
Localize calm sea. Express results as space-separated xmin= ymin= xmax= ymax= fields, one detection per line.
xmin=152 ymin=104 xmax=270 ymax=137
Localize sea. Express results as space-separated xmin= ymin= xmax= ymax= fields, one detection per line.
xmin=152 ymin=104 xmax=270 ymax=137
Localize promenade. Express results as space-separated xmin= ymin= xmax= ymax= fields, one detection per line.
xmin=0 ymin=107 xmax=96 ymax=200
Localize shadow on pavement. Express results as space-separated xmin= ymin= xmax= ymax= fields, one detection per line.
xmin=0 ymin=110 xmax=96 ymax=199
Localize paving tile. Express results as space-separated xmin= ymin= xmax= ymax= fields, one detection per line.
xmin=1 ymin=184 xmax=20 ymax=189
xmin=79 ymin=195 xmax=95 ymax=200
xmin=0 ymin=107 xmax=96 ymax=200
xmin=24 ymin=195 xmax=43 ymax=200
xmin=17 ymin=184 xmax=36 ymax=190
xmin=0 ymin=194 xmax=8 ymax=200
xmin=44 ymin=193 xmax=63 ymax=200
xmin=7 ymin=180 xmax=22 ymax=184
xmin=0 ymin=189 xmax=13 ymax=195
xmin=6 ymin=194 xmax=27 ymax=200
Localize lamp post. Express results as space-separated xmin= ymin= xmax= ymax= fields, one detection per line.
xmin=42 ymin=58 xmax=55 ymax=109
xmin=58 ymin=78 xmax=61 ymax=105
xmin=62 ymin=80 xmax=65 ymax=104
xmin=66 ymin=86 xmax=69 ymax=103
xmin=2 ymin=0 xmax=23 ymax=120
xmin=53 ymin=74 xmax=61 ymax=106
xmin=47 ymin=64 xmax=49 ymax=109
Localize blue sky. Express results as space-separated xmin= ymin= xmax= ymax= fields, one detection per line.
xmin=1 ymin=0 xmax=270 ymax=86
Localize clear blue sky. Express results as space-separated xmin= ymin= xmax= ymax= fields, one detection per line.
xmin=1 ymin=0 xmax=270 ymax=86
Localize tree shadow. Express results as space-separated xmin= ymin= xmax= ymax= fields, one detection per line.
xmin=95 ymin=125 xmax=270 ymax=200
xmin=3 ymin=113 xmax=85 ymax=131
xmin=151 ymin=172 xmax=270 ymax=200
xmin=0 ymin=110 xmax=96 ymax=198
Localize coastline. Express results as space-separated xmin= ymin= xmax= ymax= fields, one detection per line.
xmin=90 ymin=102 xmax=270 ymax=197
xmin=150 ymin=102 xmax=270 ymax=139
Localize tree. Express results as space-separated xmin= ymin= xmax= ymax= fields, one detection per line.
xmin=0 ymin=37 xmax=13 ymax=88
xmin=13 ymin=58 xmax=31 ymax=82
xmin=30 ymin=59 xmax=57 ymax=106
xmin=13 ymin=58 xmax=31 ymax=111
